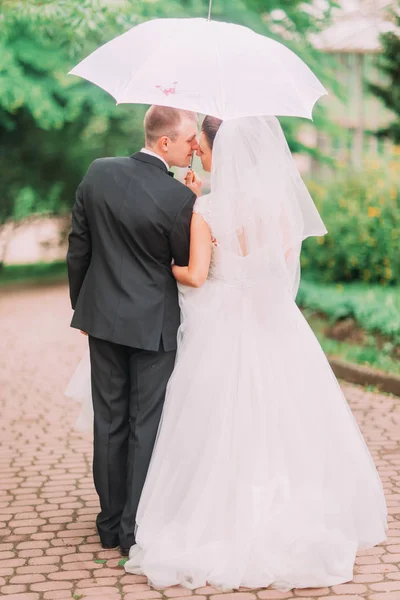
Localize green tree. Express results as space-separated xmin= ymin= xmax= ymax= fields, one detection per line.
xmin=369 ymin=12 xmax=400 ymax=143
xmin=0 ymin=0 xmax=334 ymax=223
xmin=0 ymin=0 xmax=186 ymax=222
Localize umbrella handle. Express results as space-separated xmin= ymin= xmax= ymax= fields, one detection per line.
xmin=207 ymin=0 xmax=213 ymax=21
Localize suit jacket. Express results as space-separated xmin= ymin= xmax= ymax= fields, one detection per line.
xmin=67 ymin=152 xmax=196 ymax=351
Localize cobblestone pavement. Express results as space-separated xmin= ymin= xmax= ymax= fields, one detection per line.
xmin=1 ymin=283 xmax=400 ymax=600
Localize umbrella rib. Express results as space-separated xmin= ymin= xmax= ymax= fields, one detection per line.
xmin=208 ymin=0 xmax=213 ymax=21
xmin=214 ymin=34 xmax=225 ymax=119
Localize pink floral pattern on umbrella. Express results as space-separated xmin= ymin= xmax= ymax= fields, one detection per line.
xmin=155 ymin=82 xmax=178 ymax=96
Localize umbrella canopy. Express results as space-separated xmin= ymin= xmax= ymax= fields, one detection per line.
xmin=70 ymin=18 xmax=327 ymax=120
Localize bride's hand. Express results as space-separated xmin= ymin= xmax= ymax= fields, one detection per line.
xmin=172 ymin=264 xmax=188 ymax=284
xmin=172 ymin=264 xmax=182 ymax=280
xmin=184 ymin=169 xmax=202 ymax=197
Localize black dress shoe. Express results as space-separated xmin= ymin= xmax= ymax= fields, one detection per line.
xmin=101 ymin=539 xmax=119 ymax=550
xmin=120 ymin=546 xmax=130 ymax=557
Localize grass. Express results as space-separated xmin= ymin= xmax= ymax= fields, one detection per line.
xmin=0 ymin=260 xmax=68 ymax=287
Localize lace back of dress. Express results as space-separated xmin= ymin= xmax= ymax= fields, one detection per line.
xmin=202 ymin=116 xmax=327 ymax=294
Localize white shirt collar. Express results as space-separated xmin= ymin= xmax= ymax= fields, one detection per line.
xmin=140 ymin=148 xmax=170 ymax=171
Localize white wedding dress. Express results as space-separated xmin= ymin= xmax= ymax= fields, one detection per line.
xmin=124 ymin=118 xmax=387 ymax=590
xmin=68 ymin=117 xmax=387 ymax=591
xmin=123 ymin=197 xmax=387 ymax=591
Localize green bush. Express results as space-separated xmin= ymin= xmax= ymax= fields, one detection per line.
xmin=13 ymin=184 xmax=65 ymax=221
xmin=0 ymin=261 xmax=67 ymax=285
xmin=302 ymin=153 xmax=400 ymax=284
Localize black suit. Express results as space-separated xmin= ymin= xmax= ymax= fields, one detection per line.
xmin=67 ymin=152 xmax=196 ymax=548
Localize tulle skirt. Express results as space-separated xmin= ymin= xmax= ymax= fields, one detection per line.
xmin=65 ymin=349 xmax=93 ymax=432
xmin=124 ymin=279 xmax=387 ymax=591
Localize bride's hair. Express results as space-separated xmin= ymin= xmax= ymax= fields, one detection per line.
xmin=202 ymin=116 xmax=223 ymax=149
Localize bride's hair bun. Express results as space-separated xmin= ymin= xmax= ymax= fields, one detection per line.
xmin=202 ymin=116 xmax=223 ymax=149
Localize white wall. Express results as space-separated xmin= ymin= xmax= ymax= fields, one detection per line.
xmin=0 ymin=215 xmax=70 ymax=265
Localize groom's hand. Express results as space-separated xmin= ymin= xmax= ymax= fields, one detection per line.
xmin=80 ymin=330 xmax=88 ymax=336
xmin=184 ymin=170 xmax=202 ymax=197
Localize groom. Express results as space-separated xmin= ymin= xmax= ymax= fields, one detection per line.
xmin=67 ymin=106 xmax=200 ymax=554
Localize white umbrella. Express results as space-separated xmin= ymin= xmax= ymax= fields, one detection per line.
xmin=69 ymin=17 xmax=327 ymax=120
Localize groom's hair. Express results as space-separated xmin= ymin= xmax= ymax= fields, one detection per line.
xmin=144 ymin=106 xmax=197 ymax=147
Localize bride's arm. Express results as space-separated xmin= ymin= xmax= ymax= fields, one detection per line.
xmin=172 ymin=213 xmax=212 ymax=288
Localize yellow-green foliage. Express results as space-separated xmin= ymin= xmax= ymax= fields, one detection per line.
xmin=302 ymin=152 xmax=400 ymax=284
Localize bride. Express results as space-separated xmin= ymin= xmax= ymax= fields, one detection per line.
xmin=68 ymin=115 xmax=387 ymax=591
xmin=123 ymin=115 xmax=387 ymax=590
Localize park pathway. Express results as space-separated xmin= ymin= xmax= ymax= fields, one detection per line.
xmin=0 ymin=283 xmax=400 ymax=600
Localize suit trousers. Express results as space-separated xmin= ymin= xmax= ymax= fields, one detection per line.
xmin=88 ymin=335 xmax=176 ymax=548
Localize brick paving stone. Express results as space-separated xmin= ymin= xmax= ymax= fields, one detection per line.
xmin=172 ymin=597 xmax=206 ymax=600
xmin=351 ymin=574 xmax=385 ymax=583
xmin=123 ymin=584 xmax=156 ymax=593
xmin=356 ymin=563 xmax=398 ymax=574
xmin=1 ymin=585 xmax=28 ymax=595
xmin=369 ymin=594 xmax=400 ymax=600
xmin=0 ymin=568 xmax=15 ymax=577
xmin=1 ymin=595 xmax=40 ymax=600
xmin=210 ymin=595 xmax=256 ymax=600
xmin=104 ymin=558 xmax=123 ymax=567
xmin=369 ymin=581 xmax=400 ymax=591
xmin=164 ymin=586 xmax=194 ymax=597
xmin=77 ymin=586 xmax=121 ymax=595
xmin=30 ymin=581 xmax=73 ymax=592
xmin=0 ymin=559 xmax=27 ymax=568
xmin=257 ymin=592 xmax=294 ymax=599
xmin=124 ymin=593 xmax=163 ymax=600
xmin=48 ymin=569 xmax=91 ymax=580
xmin=46 ymin=547 xmax=76 ymax=556
xmin=120 ymin=574 xmax=149 ymax=584
xmin=0 ymin=552 xmax=17 ymax=560
xmin=330 ymin=583 xmax=367 ymax=594
xmin=75 ymin=577 xmax=120 ymax=588
xmin=30 ymin=533 xmax=56 ymax=541
xmin=13 ymin=527 xmax=39 ymax=536
xmin=1 ymin=283 xmax=399 ymax=600
xmin=80 ymin=596 xmax=121 ymax=600
xmin=43 ymin=593 xmax=73 ymax=600
xmin=354 ymin=555 xmax=382 ymax=565
xmin=16 ymin=542 xmax=50 ymax=551
xmin=61 ymin=560 xmax=105 ymax=570
xmin=320 ymin=596 xmax=365 ymax=600
xmin=195 ymin=587 xmax=221 ymax=595
xmin=293 ymin=588 xmax=330 ymax=597
xmin=383 ymin=553 xmax=400 ymax=562
xmin=15 ymin=565 xmax=58 ymax=575
xmin=62 ymin=552 xmax=95 ymax=563
xmin=9 ymin=574 xmax=46 ymax=585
